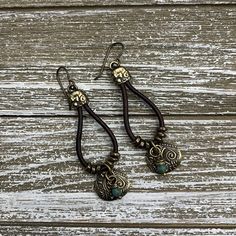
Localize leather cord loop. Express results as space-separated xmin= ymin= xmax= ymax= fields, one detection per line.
xmin=120 ymin=80 xmax=165 ymax=145
xmin=76 ymin=104 xmax=119 ymax=174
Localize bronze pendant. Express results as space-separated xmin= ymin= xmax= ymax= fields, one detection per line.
xmin=146 ymin=142 xmax=182 ymax=174
xmin=94 ymin=170 xmax=130 ymax=201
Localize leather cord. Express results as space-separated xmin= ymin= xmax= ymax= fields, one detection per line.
xmin=125 ymin=81 xmax=165 ymax=127
xmin=84 ymin=104 xmax=118 ymax=153
xmin=120 ymin=80 xmax=165 ymax=143
xmin=120 ymin=83 xmax=136 ymax=141
xmin=76 ymin=106 xmax=87 ymax=168
xmin=76 ymin=104 xmax=119 ymax=174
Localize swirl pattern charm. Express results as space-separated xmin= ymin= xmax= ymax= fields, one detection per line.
xmin=94 ymin=170 xmax=130 ymax=201
xmin=146 ymin=142 xmax=182 ymax=174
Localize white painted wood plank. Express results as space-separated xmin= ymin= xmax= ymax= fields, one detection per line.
xmin=0 ymin=6 xmax=235 ymax=115
xmin=0 ymin=4 xmax=235 ymax=231
xmin=0 ymin=226 xmax=236 ymax=236
xmin=0 ymin=0 xmax=234 ymax=8
xmin=1 ymin=117 xmax=235 ymax=192
xmin=0 ymin=191 xmax=235 ymax=224
xmin=0 ymin=67 xmax=235 ymax=116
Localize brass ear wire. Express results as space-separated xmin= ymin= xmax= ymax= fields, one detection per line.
xmin=56 ymin=66 xmax=77 ymax=110
xmin=94 ymin=42 xmax=124 ymax=80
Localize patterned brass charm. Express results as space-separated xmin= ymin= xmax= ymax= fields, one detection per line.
xmin=70 ymin=90 xmax=88 ymax=107
xmin=94 ymin=170 xmax=130 ymax=201
xmin=146 ymin=142 xmax=182 ymax=174
xmin=112 ymin=67 xmax=131 ymax=84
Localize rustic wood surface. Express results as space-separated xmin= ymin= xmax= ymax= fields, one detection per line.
xmin=1 ymin=117 xmax=235 ymax=192
xmin=0 ymin=0 xmax=235 ymax=8
xmin=0 ymin=1 xmax=235 ymax=235
xmin=0 ymin=6 xmax=235 ymax=116
xmin=1 ymin=226 xmax=236 ymax=236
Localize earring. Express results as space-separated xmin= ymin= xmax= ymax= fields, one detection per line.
xmin=56 ymin=66 xmax=130 ymax=201
xmin=95 ymin=43 xmax=182 ymax=175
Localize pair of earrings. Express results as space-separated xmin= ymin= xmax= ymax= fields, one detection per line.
xmin=56 ymin=42 xmax=182 ymax=201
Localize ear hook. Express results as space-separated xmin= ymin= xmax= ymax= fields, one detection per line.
xmin=94 ymin=42 xmax=125 ymax=80
xmin=56 ymin=66 xmax=77 ymax=110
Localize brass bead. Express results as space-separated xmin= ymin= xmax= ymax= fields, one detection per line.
xmin=156 ymin=132 xmax=166 ymax=138
xmin=158 ymin=126 xmax=167 ymax=132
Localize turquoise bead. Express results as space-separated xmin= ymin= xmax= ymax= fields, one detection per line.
xmin=112 ymin=187 xmax=122 ymax=198
xmin=156 ymin=163 xmax=168 ymax=174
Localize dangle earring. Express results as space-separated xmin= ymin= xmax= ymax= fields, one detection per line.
xmin=56 ymin=66 xmax=130 ymax=200
xmin=95 ymin=43 xmax=182 ymax=175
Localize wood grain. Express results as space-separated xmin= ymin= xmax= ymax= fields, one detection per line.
xmin=1 ymin=116 xmax=235 ymax=192
xmin=0 ymin=226 xmax=236 ymax=236
xmin=0 ymin=191 xmax=235 ymax=224
xmin=0 ymin=2 xmax=235 ymax=234
xmin=0 ymin=1 xmax=235 ymax=9
xmin=0 ymin=6 xmax=235 ymax=116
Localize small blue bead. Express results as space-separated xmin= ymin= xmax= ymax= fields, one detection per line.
xmin=112 ymin=187 xmax=122 ymax=198
xmin=156 ymin=163 xmax=168 ymax=174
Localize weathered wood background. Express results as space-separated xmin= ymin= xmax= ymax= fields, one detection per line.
xmin=0 ymin=0 xmax=235 ymax=235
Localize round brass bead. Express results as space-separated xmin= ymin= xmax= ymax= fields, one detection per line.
xmin=110 ymin=152 xmax=120 ymax=160
xmin=139 ymin=141 xmax=146 ymax=147
xmin=156 ymin=132 xmax=166 ymax=138
xmin=85 ymin=163 xmax=99 ymax=174
xmin=134 ymin=136 xmax=141 ymax=144
xmin=158 ymin=126 xmax=167 ymax=132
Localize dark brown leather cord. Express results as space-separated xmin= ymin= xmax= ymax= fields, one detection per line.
xmin=120 ymin=83 xmax=136 ymax=141
xmin=76 ymin=106 xmax=87 ymax=168
xmin=120 ymin=80 xmax=165 ymax=143
xmin=76 ymin=104 xmax=119 ymax=174
xmin=84 ymin=104 xmax=118 ymax=153
xmin=125 ymin=81 xmax=165 ymax=127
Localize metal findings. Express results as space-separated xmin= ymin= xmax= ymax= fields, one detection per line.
xmin=70 ymin=90 xmax=88 ymax=107
xmin=134 ymin=127 xmax=182 ymax=175
xmin=110 ymin=60 xmax=131 ymax=84
xmin=95 ymin=42 xmax=125 ymax=81
xmin=94 ymin=42 xmax=131 ymax=84
xmin=94 ymin=168 xmax=130 ymax=201
xmin=56 ymin=66 xmax=88 ymax=109
xmin=146 ymin=142 xmax=182 ymax=175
